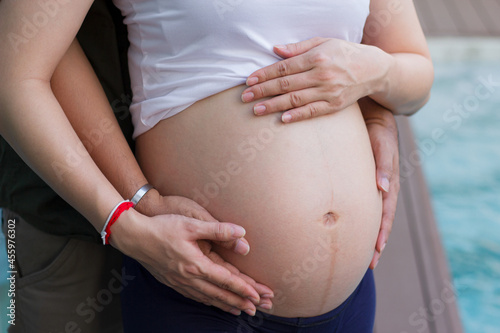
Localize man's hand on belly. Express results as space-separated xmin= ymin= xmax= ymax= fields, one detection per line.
xmin=110 ymin=193 xmax=274 ymax=316
xmin=359 ymin=97 xmax=400 ymax=269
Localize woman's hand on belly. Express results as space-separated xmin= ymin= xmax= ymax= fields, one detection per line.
xmin=111 ymin=192 xmax=274 ymax=316
xmin=138 ymin=191 xmax=255 ymax=257
xmin=241 ymin=37 xmax=390 ymax=122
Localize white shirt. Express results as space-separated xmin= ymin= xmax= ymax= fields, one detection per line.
xmin=112 ymin=0 xmax=371 ymax=138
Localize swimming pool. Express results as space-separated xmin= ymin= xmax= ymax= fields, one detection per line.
xmin=410 ymin=40 xmax=500 ymax=333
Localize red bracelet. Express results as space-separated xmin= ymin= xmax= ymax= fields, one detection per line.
xmin=100 ymin=200 xmax=134 ymax=245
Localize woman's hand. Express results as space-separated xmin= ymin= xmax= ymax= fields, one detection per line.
xmin=138 ymin=191 xmax=260 ymax=266
xmin=241 ymin=37 xmax=392 ymax=123
xmin=359 ymin=98 xmax=400 ymax=269
xmin=115 ymin=190 xmax=274 ymax=316
xmin=242 ymin=0 xmax=434 ymax=119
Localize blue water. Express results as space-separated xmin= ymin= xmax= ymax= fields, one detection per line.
xmin=411 ymin=61 xmax=500 ymax=333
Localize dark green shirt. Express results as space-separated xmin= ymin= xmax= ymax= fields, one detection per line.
xmin=0 ymin=0 xmax=133 ymax=243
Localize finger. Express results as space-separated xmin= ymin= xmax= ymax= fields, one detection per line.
xmin=207 ymin=251 xmax=274 ymax=300
xmin=189 ymin=206 xmax=218 ymax=223
xmin=373 ymin=183 xmax=394 ymax=254
xmin=194 ymin=274 xmax=258 ymax=316
xmin=196 ymin=256 xmax=261 ymax=303
xmin=224 ymin=269 xmax=274 ymax=300
xmin=174 ymin=196 xmax=219 ymax=222
xmin=142 ymin=257 xmax=257 ymax=316
xmin=376 ymin=144 xmax=400 ymax=253
xmin=245 ymin=53 xmax=312 ymax=87
xmin=188 ymin=219 xmax=246 ymax=242
xmin=252 ymin=88 xmax=323 ymax=116
xmin=257 ymin=298 xmax=274 ymax=311
xmin=181 ymin=283 xmax=255 ymax=316
xmin=214 ymin=237 xmax=250 ymax=256
xmin=140 ymin=259 xmax=247 ymax=314
xmin=281 ymin=101 xmax=333 ymax=123
xmin=273 ymin=37 xmax=328 ymax=58
xmin=254 ymin=282 xmax=274 ymax=299
xmin=376 ymin=178 xmax=399 ymax=254
xmin=242 ymin=72 xmax=315 ymax=103
xmin=373 ymin=182 xmax=390 ymax=253
xmin=374 ymin=144 xmax=394 ymax=193
xmin=369 ymin=249 xmax=382 ymax=270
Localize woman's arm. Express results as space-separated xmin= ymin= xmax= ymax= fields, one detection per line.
xmin=362 ymin=0 xmax=434 ymax=115
xmin=0 ymin=0 xmax=117 ymax=228
xmin=240 ymin=0 xmax=433 ymax=120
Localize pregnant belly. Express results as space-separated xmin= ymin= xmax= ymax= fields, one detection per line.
xmin=135 ymin=85 xmax=382 ymax=317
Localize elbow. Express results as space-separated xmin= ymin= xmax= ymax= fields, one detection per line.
xmin=396 ymin=91 xmax=432 ymax=116
xmin=395 ymin=64 xmax=434 ymax=116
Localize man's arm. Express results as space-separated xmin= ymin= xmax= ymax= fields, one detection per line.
xmin=359 ymin=97 xmax=400 ymax=269
xmin=50 ymin=39 xmax=273 ymax=315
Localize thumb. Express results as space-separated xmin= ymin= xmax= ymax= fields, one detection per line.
xmin=214 ymin=237 xmax=251 ymax=256
xmin=190 ymin=220 xmax=247 ymax=242
xmin=373 ymin=143 xmax=394 ymax=193
xmin=273 ymin=37 xmax=326 ymax=58
xmin=377 ymin=166 xmax=393 ymax=193
xmin=377 ymin=170 xmax=390 ymax=193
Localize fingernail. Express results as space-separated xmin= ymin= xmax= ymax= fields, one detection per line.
xmin=282 ymin=113 xmax=292 ymax=123
xmin=242 ymin=92 xmax=254 ymax=102
xmin=235 ymin=239 xmax=250 ymax=255
xmin=254 ymin=104 xmax=266 ymax=115
xmin=262 ymin=293 xmax=274 ymax=298
xmin=246 ymin=77 xmax=258 ymax=86
xmin=231 ymin=226 xmax=246 ymax=238
xmin=248 ymin=296 xmax=260 ymax=304
xmin=259 ymin=303 xmax=273 ymax=310
xmin=381 ymin=242 xmax=387 ymax=253
xmin=244 ymin=308 xmax=256 ymax=316
xmin=275 ymin=45 xmax=287 ymax=50
xmin=229 ymin=308 xmax=241 ymax=316
xmin=380 ymin=177 xmax=390 ymax=193
xmin=374 ymin=259 xmax=380 ymax=269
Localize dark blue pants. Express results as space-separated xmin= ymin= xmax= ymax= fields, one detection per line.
xmin=122 ymin=256 xmax=376 ymax=332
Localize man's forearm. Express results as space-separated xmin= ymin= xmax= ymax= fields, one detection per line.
xmin=359 ymin=97 xmax=398 ymax=128
xmin=51 ymin=39 xmax=157 ymax=213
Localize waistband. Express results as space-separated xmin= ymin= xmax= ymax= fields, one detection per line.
xmin=248 ymin=269 xmax=372 ymax=328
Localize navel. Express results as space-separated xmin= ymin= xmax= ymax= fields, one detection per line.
xmin=323 ymin=211 xmax=339 ymax=227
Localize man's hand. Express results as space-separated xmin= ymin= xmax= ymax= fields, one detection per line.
xmin=113 ymin=192 xmax=274 ymax=316
xmin=359 ymin=98 xmax=400 ymax=269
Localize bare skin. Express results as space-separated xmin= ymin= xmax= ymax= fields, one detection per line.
xmin=50 ymin=40 xmax=273 ymax=316
xmin=0 ymin=0 xmax=424 ymax=319
xmin=360 ymin=97 xmax=400 ymax=269
xmin=136 ymin=86 xmax=382 ymax=317
xmin=239 ymin=0 xmax=431 ymax=267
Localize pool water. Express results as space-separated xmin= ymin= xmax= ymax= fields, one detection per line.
xmin=411 ymin=60 xmax=500 ymax=333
